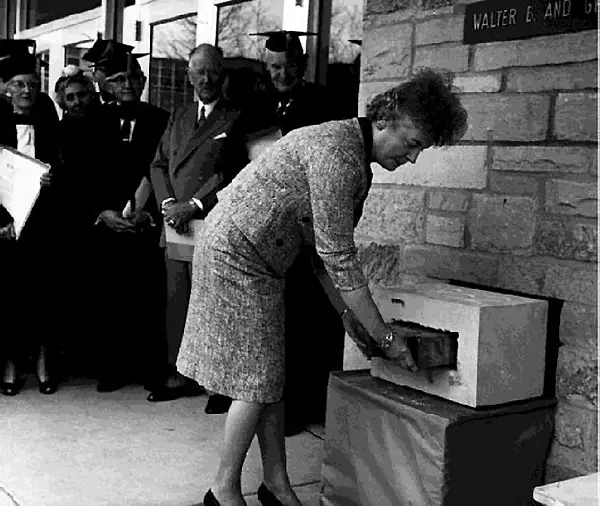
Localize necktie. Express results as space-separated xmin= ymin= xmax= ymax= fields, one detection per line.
xmin=196 ymin=106 xmax=206 ymax=130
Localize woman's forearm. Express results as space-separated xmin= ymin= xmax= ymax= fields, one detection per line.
xmin=339 ymin=286 xmax=389 ymax=344
xmin=316 ymin=270 xmax=389 ymax=344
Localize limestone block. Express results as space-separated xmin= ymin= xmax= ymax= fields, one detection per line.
xmin=425 ymin=215 xmax=464 ymax=247
xmin=415 ymin=14 xmax=463 ymax=45
xmin=474 ymin=31 xmax=598 ymax=71
xmin=369 ymin=283 xmax=548 ymax=407
xmin=358 ymin=80 xmax=404 ymax=116
xmin=362 ymin=22 xmax=412 ymax=80
xmin=554 ymin=92 xmax=598 ymax=142
xmin=357 ymin=242 xmax=406 ymax=286
xmin=489 ymin=172 xmax=541 ymax=196
xmin=404 ymin=244 xmax=499 ymax=284
xmin=414 ymin=44 xmax=470 ymax=72
xmin=545 ymin=179 xmax=598 ymax=218
xmin=497 ymin=255 xmax=546 ymax=295
xmin=536 ymin=219 xmax=597 ymax=263
xmin=557 ymin=341 xmax=598 ymax=409
xmin=506 ymin=62 xmax=598 ymax=92
xmin=493 ymin=146 xmax=596 ymax=174
xmin=354 ymin=187 xmax=425 ymax=242
xmin=461 ymin=94 xmax=550 ymax=141
xmin=427 ymin=189 xmax=470 ymax=212
xmin=372 ymin=145 xmax=487 ymax=188
xmin=559 ymin=302 xmax=598 ymax=344
xmin=467 ymin=194 xmax=537 ymax=253
xmin=453 ymin=73 xmax=502 ymax=93
xmin=545 ymin=261 xmax=598 ymax=305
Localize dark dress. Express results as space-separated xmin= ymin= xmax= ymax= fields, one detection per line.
xmin=2 ymin=92 xmax=61 ymax=365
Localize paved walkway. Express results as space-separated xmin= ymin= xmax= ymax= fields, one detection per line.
xmin=0 ymin=377 xmax=323 ymax=506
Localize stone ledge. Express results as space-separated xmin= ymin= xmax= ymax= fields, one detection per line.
xmin=372 ymin=145 xmax=488 ymax=188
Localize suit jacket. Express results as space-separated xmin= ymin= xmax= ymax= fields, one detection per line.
xmin=101 ymin=101 xmax=170 ymax=214
xmin=150 ymin=98 xmax=253 ymax=246
xmin=211 ymin=118 xmax=372 ymax=291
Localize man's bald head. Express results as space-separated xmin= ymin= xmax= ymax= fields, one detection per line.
xmin=187 ymin=44 xmax=225 ymax=104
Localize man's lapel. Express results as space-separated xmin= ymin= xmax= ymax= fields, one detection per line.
xmin=172 ymin=100 xmax=232 ymax=173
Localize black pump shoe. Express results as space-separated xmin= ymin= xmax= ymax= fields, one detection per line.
xmin=202 ymin=489 xmax=221 ymax=506
xmin=257 ymin=483 xmax=284 ymax=506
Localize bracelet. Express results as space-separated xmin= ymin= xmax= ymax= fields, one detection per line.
xmin=339 ymin=308 xmax=350 ymax=318
xmin=378 ymin=328 xmax=395 ymax=351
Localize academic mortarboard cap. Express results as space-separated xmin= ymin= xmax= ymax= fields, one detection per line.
xmin=249 ymin=30 xmax=316 ymax=55
xmin=101 ymin=50 xmax=147 ymax=79
xmin=0 ymin=53 xmax=37 ymax=82
xmin=349 ymin=39 xmax=362 ymax=46
xmin=82 ymin=38 xmax=134 ymax=65
xmin=0 ymin=39 xmax=36 ymax=59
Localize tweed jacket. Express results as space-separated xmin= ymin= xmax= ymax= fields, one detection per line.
xmin=216 ymin=118 xmax=372 ymax=291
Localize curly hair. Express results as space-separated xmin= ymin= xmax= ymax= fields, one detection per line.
xmin=366 ymin=68 xmax=468 ymax=146
xmin=54 ymin=71 xmax=97 ymax=111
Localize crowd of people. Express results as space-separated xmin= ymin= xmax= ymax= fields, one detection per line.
xmin=0 ymin=31 xmax=468 ymax=506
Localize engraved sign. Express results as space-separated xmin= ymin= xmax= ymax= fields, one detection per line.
xmin=463 ymin=0 xmax=598 ymax=44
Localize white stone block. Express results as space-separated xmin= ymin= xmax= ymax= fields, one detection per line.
xmin=369 ymin=283 xmax=548 ymax=407
xmin=342 ymin=334 xmax=371 ymax=371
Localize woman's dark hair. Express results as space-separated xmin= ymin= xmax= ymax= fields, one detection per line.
xmin=366 ymin=68 xmax=468 ymax=146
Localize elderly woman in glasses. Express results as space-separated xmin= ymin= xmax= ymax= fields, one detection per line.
xmin=0 ymin=41 xmax=61 ymax=397
xmin=177 ymin=67 xmax=468 ymax=506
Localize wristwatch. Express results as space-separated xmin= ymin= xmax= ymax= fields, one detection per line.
xmin=378 ymin=328 xmax=395 ymax=351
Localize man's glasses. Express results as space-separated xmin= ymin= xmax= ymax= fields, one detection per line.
xmin=8 ymin=80 xmax=40 ymax=91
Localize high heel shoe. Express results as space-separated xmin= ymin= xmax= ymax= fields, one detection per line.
xmin=257 ymin=483 xmax=284 ymax=506
xmin=202 ymin=489 xmax=221 ymax=506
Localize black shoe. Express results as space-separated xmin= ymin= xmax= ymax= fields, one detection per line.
xmin=0 ymin=380 xmax=23 ymax=397
xmin=147 ymin=381 xmax=205 ymax=402
xmin=257 ymin=483 xmax=284 ymax=506
xmin=202 ymin=489 xmax=220 ymax=506
xmin=204 ymin=394 xmax=232 ymax=414
xmin=38 ymin=379 xmax=58 ymax=395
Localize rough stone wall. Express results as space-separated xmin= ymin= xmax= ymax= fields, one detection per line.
xmin=358 ymin=0 xmax=598 ymax=483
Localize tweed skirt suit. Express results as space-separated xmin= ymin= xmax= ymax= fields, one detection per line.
xmin=176 ymin=119 xmax=373 ymax=403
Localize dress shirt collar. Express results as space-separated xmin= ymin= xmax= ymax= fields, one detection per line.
xmin=198 ymin=98 xmax=219 ymax=121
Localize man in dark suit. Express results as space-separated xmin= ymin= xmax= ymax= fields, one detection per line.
xmin=148 ymin=43 xmax=275 ymax=410
xmin=90 ymin=46 xmax=170 ymax=393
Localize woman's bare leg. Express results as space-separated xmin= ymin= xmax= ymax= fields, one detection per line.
xmin=256 ymin=401 xmax=302 ymax=505
xmin=211 ymin=399 xmax=268 ymax=506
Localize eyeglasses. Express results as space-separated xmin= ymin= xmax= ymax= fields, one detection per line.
xmin=7 ymin=80 xmax=40 ymax=91
xmin=106 ymin=73 xmax=144 ymax=85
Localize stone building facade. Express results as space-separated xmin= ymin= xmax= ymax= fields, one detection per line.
xmin=354 ymin=0 xmax=598 ymax=483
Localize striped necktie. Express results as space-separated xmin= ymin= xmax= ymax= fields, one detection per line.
xmin=196 ymin=106 xmax=206 ymax=130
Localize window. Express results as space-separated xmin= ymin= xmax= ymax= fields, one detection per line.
xmin=326 ymin=0 xmax=363 ymax=117
xmin=26 ymin=0 xmax=135 ymax=29
xmin=216 ymin=0 xmax=284 ymax=59
xmin=37 ymin=50 xmax=50 ymax=93
xmin=64 ymin=42 xmax=95 ymax=71
xmin=149 ymin=14 xmax=197 ymax=112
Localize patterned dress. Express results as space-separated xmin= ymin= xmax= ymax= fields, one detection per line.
xmin=176 ymin=118 xmax=372 ymax=403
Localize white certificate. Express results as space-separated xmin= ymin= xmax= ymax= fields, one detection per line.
xmin=0 ymin=145 xmax=50 ymax=239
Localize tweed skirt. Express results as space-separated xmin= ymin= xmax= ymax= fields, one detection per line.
xmin=176 ymin=206 xmax=286 ymax=403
